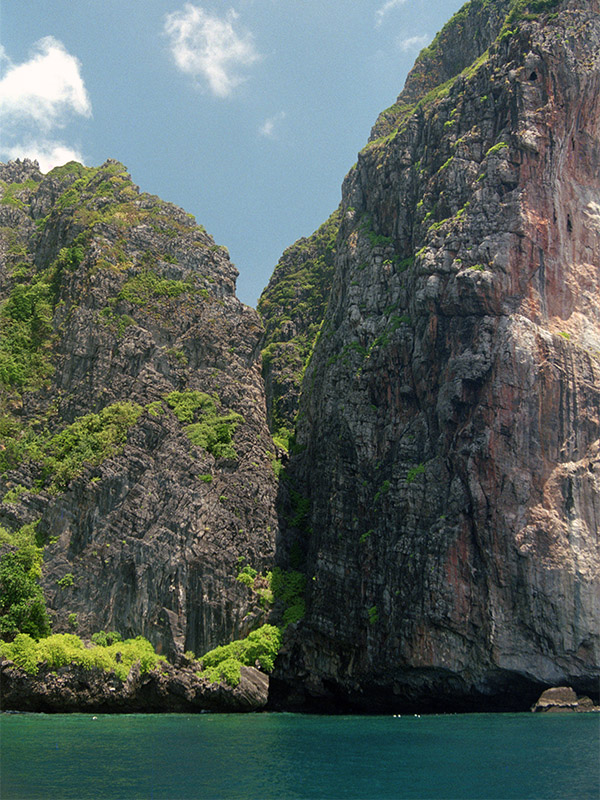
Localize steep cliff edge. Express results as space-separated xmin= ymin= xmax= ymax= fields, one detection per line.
xmin=258 ymin=210 xmax=340 ymax=445
xmin=268 ymin=0 xmax=600 ymax=711
xmin=0 ymin=160 xmax=278 ymax=658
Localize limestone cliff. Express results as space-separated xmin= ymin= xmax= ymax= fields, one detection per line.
xmin=1 ymin=0 xmax=598 ymax=715
xmin=267 ymin=0 xmax=600 ymax=711
xmin=258 ymin=210 xmax=340 ymax=444
xmin=0 ymin=160 xmax=278 ymax=658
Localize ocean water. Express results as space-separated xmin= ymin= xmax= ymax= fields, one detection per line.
xmin=1 ymin=711 xmax=598 ymax=800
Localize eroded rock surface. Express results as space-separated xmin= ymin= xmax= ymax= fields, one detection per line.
xmin=267 ymin=0 xmax=600 ymax=712
xmin=531 ymin=686 xmax=599 ymax=712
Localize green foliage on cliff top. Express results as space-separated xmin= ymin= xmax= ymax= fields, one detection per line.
xmin=198 ymin=624 xmax=282 ymax=687
xmin=0 ymin=632 xmax=166 ymax=681
xmin=0 ymin=522 xmax=50 ymax=641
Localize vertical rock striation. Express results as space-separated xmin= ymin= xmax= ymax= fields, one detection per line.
xmin=0 ymin=160 xmax=278 ymax=657
xmin=269 ymin=0 xmax=600 ymax=711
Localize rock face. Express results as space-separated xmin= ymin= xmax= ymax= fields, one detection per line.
xmin=1 ymin=0 xmax=598 ymax=716
xmin=267 ymin=0 xmax=600 ymax=712
xmin=0 ymin=160 xmax=278 ymax=659
xmin=0 ymin=657 xmax=268 ymax=713
xmin=258 ymin=210 xmax=340 ymax=442
xmin=530 ymin=686 xmax=599 ymax=712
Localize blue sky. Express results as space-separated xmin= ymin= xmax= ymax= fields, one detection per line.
xmin=1 ymin=0 xmax=464 ymax=306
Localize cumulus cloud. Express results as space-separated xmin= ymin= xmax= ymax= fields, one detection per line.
xmin=0 ymin=37 xmax=91 ymax=172
xmin=397 ymin=34 xmax=430 ymax=52
xmin=164 ymin=4 xmax=261 ymax=98
xmin=375 ymin=0 xmax=408 ymax=28
xmin=0 ymin=36 xmax=91 ymax=130
xmin=259 ymin=111 xmax=285 ymax=138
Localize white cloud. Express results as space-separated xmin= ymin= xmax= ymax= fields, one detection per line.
xmin=0 ymin=37 xmax=90 ymax=172
xmin=0 ymin=140 xmax=85 ymax=173
xmin=397 ymin=34 xmax=430 ymax=52
xmin=0 ymin=36 xmax=91 ymax=130
xmin=164 ymin=4 xmax=261 ymax=98
xmin=375 ymin=0 xmax=408 ymax=28
xmin=259 ymin=111 xmax=285 ymax=138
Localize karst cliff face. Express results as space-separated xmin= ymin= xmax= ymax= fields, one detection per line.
xmin=267 ymin=0 xmax=600 ymax=711
xmin=1 ymin=0 xmax=598 ymax=713
xmin=0 ymin=160 xmax=278 ymax=657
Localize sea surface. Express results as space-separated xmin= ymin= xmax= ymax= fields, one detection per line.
xmin=1 ymin=711 xmax=598 ymax=799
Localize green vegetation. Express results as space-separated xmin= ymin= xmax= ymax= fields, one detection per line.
xmin=197 ymin=625 xmax=282 ymax=687
xmin=234 ymin=557 xmax=306 ymax=626
xmin=407 ymin=463 xmax=426 ymax=483
xmin=236 ymin=564 xmax=258 ymax=588
xmin=271 ymin=567 xmax=306 ymax=627
xmin=437 ymin=155 xmax=455 ymax=174
xmin=360 ymin=215 xmax=393 ymax=249
xmin=44 ymin=403 xmax=142 ymax=491
xmin=165 ymin=391 xmax=243 ymax=460
xmin=57 ymin=573 xmax=75 ymax=588
xmin=2 ymin=485 xmax=28 ymax=505
xmin=502 ymin=0 xmax=561 ymax=32
xmin=368 ymin=606 xmax=379 ymax=625
xmin=0 ymin=402 xmax=143 ymax=491
xmin=0 ymin=266 xmax=55 ymax=391
xmin=118 ymin=271 xmax=195 ymax=306
xmin=146 ymin=400 xmax=164 ymax=417
xmin=485 ymin=142 xmax=509 ymax=157
xmin=289 ymin=488 xmax=310 ymax=530
xmin=91 ymin=630 xmax=123 ymax=647
xmin=0 ymin=522 xmax=50 ymax=640
xmin=0 ymin=632 xmax=166 ymax=680
xmin=367 ymin=0 xmax=557 ymax=150
xmin=165 ymin=390 xmax=214 ymax=423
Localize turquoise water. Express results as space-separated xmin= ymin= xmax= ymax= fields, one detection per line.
xmin=1 ymin=711 xmax=598 ymax=799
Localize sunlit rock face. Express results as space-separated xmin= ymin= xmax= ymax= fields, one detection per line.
xmin=0 ymin=159 xmax=278 ymax=658
xmin=268 ymin=0 xmax=600 ymax=711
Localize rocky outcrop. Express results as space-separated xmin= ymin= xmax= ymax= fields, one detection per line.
xmin=0 ymin=657 xmax=268 ymax=713
xmin=531 ymin=686 xmax=599 ymax=712
xmin=268 ymin=0 xmax=600 ymax=712
xmin=0 ymin=160 xmax=278 ymax=659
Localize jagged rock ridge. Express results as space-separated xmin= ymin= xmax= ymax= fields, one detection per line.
xmin=265 ymin=0 xmax=600 ymax=711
